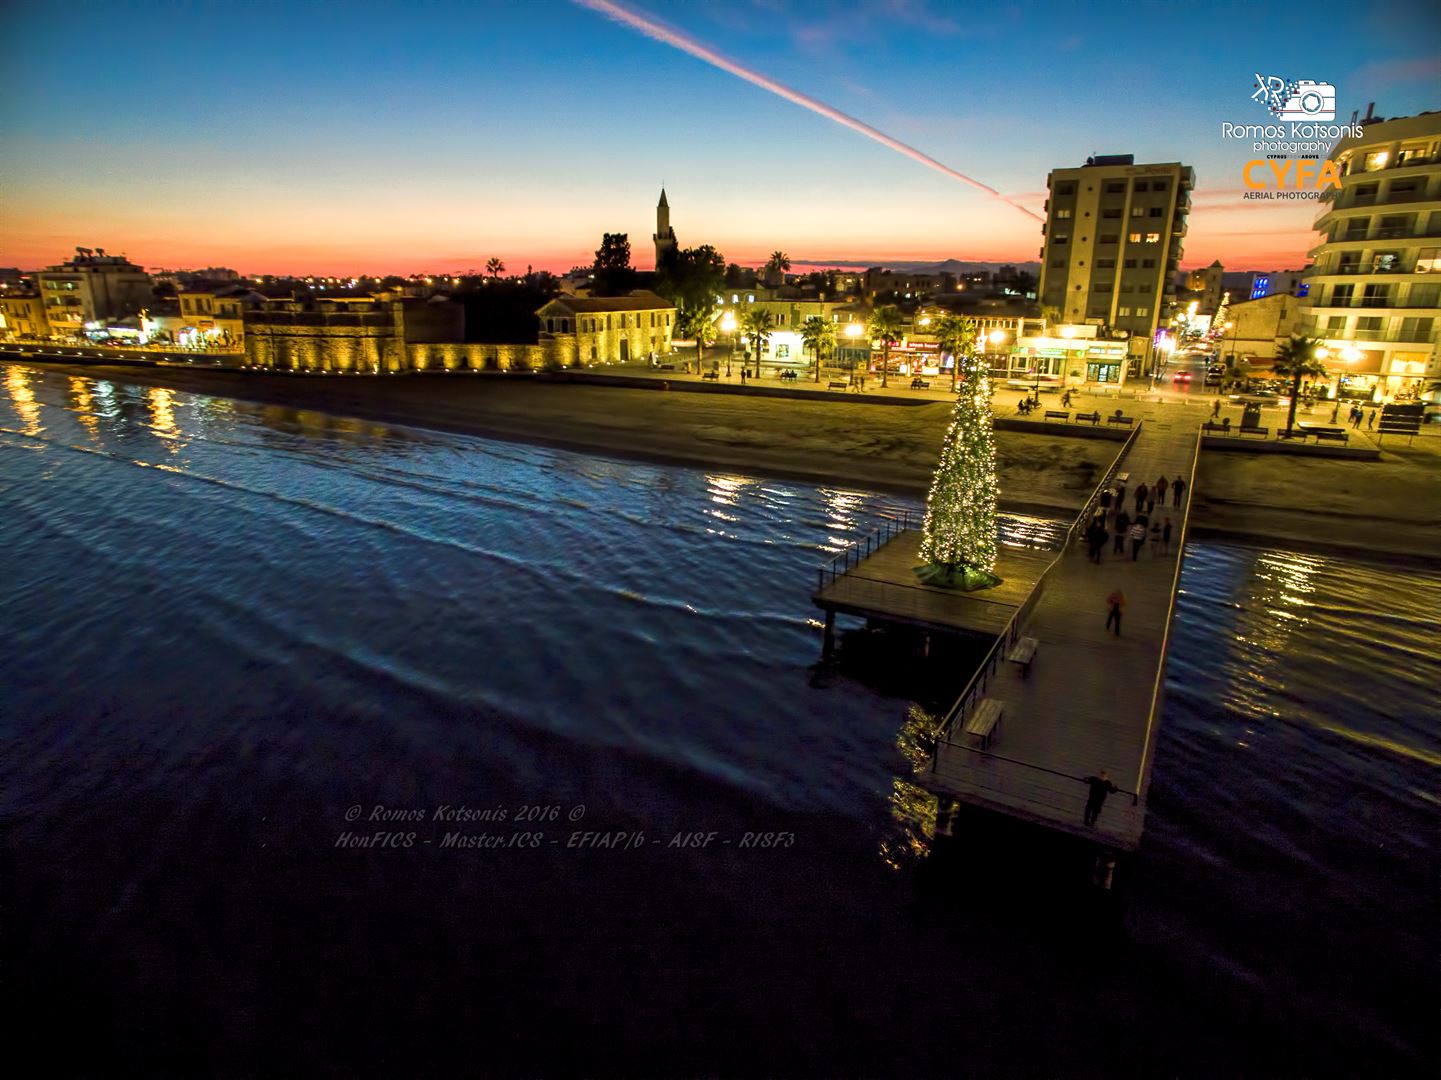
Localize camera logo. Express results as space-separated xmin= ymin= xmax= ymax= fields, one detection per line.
xmin=1251 ymin=75 xmax=1336 ymax=121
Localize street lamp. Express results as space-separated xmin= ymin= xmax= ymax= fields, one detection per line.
xmin=845 ymin=321 xmax=863 ymax=385
xmin=720 ymin=309 xmax=737 ymax=377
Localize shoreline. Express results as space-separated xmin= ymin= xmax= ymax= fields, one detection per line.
xmin=6 ymin=358 xmax=1438 ymax=566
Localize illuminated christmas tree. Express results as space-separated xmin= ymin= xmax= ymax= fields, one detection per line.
xmin=914 ymin=351 xmax=1001 ymax=590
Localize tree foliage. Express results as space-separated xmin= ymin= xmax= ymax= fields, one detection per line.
xmin=800 ymin=316 xmax=834 ymax=382
xmin=592 ymin=233 xmax=636 ymax=296
xmin=867 ymin=304 xmax=904 ymax=388
xmin=1271 ymin=335 xmax=1328 ymax=432
xmin=656 ymin=245 xmax=725 ymax=313
xmin=934 ymin=314 xmax=978 ymax=391
xmin=741 ymin=308 xmax=773 ymax=376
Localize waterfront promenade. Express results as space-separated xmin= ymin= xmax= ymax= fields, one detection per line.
xmin=925 ymin=414 xmax=1202 ymax=849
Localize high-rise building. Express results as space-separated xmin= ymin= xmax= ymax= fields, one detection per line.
xmin=1038 ymin=155 xmax=1194 ymax=384
xmin=653 ymin=188 xmax=677 ymax=269
xmin=1301 ymin=110 xmax=1441 ymax=403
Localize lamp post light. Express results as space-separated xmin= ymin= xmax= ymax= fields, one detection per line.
xmin=844 ymin=320 xmax=864 ymax=385
xmin=720 ymin=309 xmax=737 ymax=377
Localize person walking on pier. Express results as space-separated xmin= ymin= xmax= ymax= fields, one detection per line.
xmin=1099 ymin=487 xmax=1112 ymax=512
xmin=1113 ymin=510 xmax=1130 ymax=555
xmin=1086 ymin=515 xmax=1108 ymax=563
xmin=1133 ymin=482 xmax=1148 ymax=512
xmin=1082 ymin=771 xmax=1119 ymax=826
xmin=1114 ymin=481 xmax=1126 ymax=513
xmin=1171 ymin=476 xmax=1186 ymax=507
xmin=1105 ymin=589 xmax=1125 ymax=636
xmin=1155 ymin=476 xmax=1169 ymax=504
xmin=1128 ymin=520 xmax=1146 ymax=560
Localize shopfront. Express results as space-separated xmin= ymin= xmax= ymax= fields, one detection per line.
xmin=1083 ymin=342 xmax=1127 ymax=384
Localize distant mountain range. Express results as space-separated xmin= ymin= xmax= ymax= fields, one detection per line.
xmin=796 ymin=258 xmax=1041 ymax=275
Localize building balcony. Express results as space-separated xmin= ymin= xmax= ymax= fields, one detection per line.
xmin=1308 ymin=297 xmax=1440 ymax=311
xmin=1310 ymin=327 xmax=1439 ymax=345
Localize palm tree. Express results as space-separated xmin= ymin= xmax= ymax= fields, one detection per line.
xmin=741 ymin=308 xmax=773 ymax=377
xmin=766 ymin=251 xmax=791 ymax=277
xmin=934 ymin=314 xmax=979 ymax=393
xmin=485 ymin=257 xmax=505 ymax=279
xmin=800 ymin=316 xmax=834 ymax=383
xmin=679 ymin=305 xmax=718 ymax=375
xmin=867 ymin=304 xmax=904 ymax=388
xmin=1271 ymin=335 xmax=1329 ymax=433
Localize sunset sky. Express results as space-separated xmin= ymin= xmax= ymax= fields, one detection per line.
xmin=3 ymin=0 xmax=1438 ymax=276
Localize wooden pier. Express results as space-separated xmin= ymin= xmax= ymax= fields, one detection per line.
xmin=815 ymin=414 xmax=1203 ymax=851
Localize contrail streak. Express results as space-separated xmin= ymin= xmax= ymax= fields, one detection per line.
xmin=570 ymin=0 xmax=1042 ymax=222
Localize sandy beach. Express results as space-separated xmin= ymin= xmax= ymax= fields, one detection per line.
xmin=7 ymin=358 xmax=1439 ymax=561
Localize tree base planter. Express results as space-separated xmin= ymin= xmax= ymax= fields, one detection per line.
xmin=912 ymin=563 xmax=1003 ymax=591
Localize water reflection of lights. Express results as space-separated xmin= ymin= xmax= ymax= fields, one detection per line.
xmin=704 ymin=473 xmax=755 ymax=517
xmin=5 ymin=367 xmax=42 ymax=436
xmin=999 ymin=513 xmax=1066 ymax=551
xmin=147 ymin=387 xmax=182 ymax=448
xmin=1224 ymin=550 xmax=1326 ymax=722
xmin=879 ymin=704 xmax=941 ymax=871
xmin=67 ymin=377 xmax=100 ymax=438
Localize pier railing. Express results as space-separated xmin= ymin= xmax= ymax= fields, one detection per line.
xmin=937 ymin=420 xmax=1145 ymax=755
xmin=816 ymin=508 xmax=919 ymax=592
xmin=1065 ymin=420 xmax=1144 ymax=548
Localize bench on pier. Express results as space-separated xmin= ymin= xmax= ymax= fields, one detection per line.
xmin=1113 ymin=472 xmax=1129 ymax=485
xmin=1239 ymin=425 xmax=1269 ymax=438
xmin=1044 ymin=410 xmax=1070 ymax=421
xmin=1202 ymin=420 xmax=1231 ymax=435
xmin=1314 ymin=430 xmax=1349 ymax=443
xmin=1107 ymin=414 xmax=1135 ymax=427
xmin=963 ymin=698 xmax=1005 ymax=750
xmin=910 ymin=377 xmax=930 ymax=390
xmin=828 ymin=380 xmax=848 ymax=390
xmin=701 ymin=370 xmax=720 ymax=380
xmin=1074 ymin=411 xmax=1100 ymax=425
xmin=1006 ymin=635 xmax=1039 ymax=678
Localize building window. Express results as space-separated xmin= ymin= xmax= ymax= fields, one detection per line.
xmin=1399 ymin=317 xmax=1434 ymax=340
xmin=1131 ymin=205 xmax=1144 ymax=216
xmin=1102 ymin=208 xmax=1121 ymax=219
xmin=1096 ymin=259 xmax=1115 ymax=268
xmin=1136 ymin=306 xmax=1150 ymax=317
xmin=1105 ymin=181 xmax=1126 ymax=193
xmin=1055 ymin=208 xmax=1072 ymax=219
xmin=776 ymin=344 xmax=789 ymax=358
xmin=1056 ymin=182 xmax=1076 ymax=195
xmin=1152 ymin=180 xmax=1168 ymax=192
xmin=1122 ymin=258 xmax=1137 ymax=268
xmin=1134 ymin=182 xmax=1148 ymax=192
xmin=1052 ymin=236 xmax=1069 ymax=245
xmin=1129 ymin=232 xmax=1142 ymax=243
xmin=1142 ymin=258 xmax=1156 ymax=268
xmin=1118 ymin=306 xmax=1131 ymax=317
xmin=1095 ymin=281 xmax=1113 ymax=293
xmin=1148 ymin=206 xmax=1164 ymax=217
xmin=1099 ymin=234 xmax=1118 ymax=244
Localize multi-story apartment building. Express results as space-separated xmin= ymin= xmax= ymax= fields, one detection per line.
xmin=35 ymin=248 xmax=153 ymax=338
xmin=0 ymin=293 xmax=50 ymax=339
xmin=1302 ymin=110 xmax=1441 ymax=402
xmin=1039 ymin=155 xmax=1194 ymax=384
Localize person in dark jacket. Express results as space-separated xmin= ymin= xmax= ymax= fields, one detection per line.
xmin=1082 ymin=771 xmax=1119 ymax=826
xmin=1113 ymin=509 xmax=1130 ymax=555
xmin=1171 ymin=476 xmax=1186 ymax=507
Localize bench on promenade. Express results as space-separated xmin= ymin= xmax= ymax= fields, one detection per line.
xmin=657 ymin=363 xmax=676 ymax=371
xmin=1074 ymin=411 xmax=1100 ymax=425
xmin=1114 ymin=471 xmax=1129 ymax=485
xmin=828 ymin=380 xmax=848 ymax=390
xmin=1044 ymin=410 xmax=1070 ymax=421
xmin=1107 ymin=415 xmax=1135 ymax=426
xmin=1314 ymin=430 xmax=1349 ymax=443
xmin=701 ymin=370 xmax=720 ymax=380
xmin=963 ymin=698 xmax=1005 ymax=751
xmin=778 ymin=369 xmax=797 ymax=381
xmin=1239 ymin=426 xmax=1269 ymax=438
xmin=1006 ymin=636 xmax=1038 ymax=679
xmin=910 ymin=377 xmax=930 ymax=390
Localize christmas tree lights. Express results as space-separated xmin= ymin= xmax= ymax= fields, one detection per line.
xmin=914 ymin=350 xmax=1002 ymax=591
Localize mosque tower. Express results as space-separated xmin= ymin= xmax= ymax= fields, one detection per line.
xmin=653 ymin=188 xmax=677 ymax=268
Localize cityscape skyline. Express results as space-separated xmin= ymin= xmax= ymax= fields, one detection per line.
xmin=3 ymin=0 xmax=1440 ymax=275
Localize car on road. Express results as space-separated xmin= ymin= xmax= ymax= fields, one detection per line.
xmin=1172 ymin=371 xmax=1192 ymax=384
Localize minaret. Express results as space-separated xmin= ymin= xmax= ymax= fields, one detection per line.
xmin=653 ymin=188 xmax=677 ymax=269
